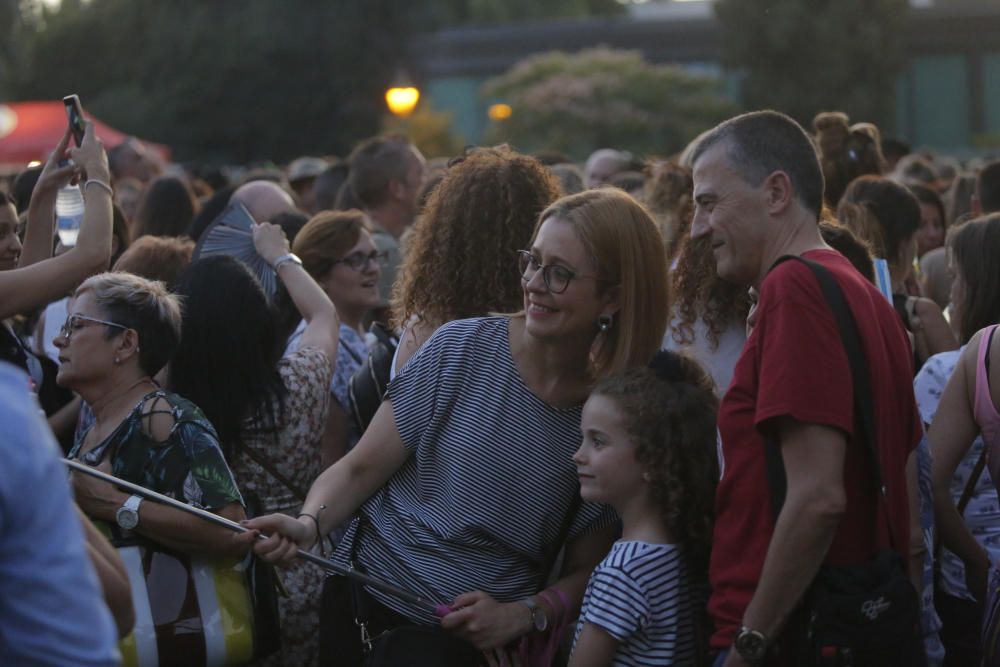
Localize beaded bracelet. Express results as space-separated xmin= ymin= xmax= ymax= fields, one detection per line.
xmin=84 ymin=179 xmax=114 ymax=197
xmin=297 ymin=504 xmax=327 ymax=556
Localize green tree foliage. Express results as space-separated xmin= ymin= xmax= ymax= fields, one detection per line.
xmin=381 ymin=105 xmax=465 ymax=159
xmin=482 ymin=47 xmax=735 ymax=160
xmin=0 ymin=0 xmax=37 ymax=97
xmin=10 ymin=0 xmax=421 ymax=163
xmin=714 ymin=0 xmax=909 ymax=129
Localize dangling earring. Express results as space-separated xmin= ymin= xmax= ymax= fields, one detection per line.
xmin=598 ymin=314 xmax=613 ymax=332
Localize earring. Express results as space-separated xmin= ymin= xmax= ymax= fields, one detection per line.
xmin=598 ymin=314 xmax=613 ymax=332
xmin=642 ymin=472 xmax=651 ymax=482
xmin=114 ymin=356 xmax=121 ymax=365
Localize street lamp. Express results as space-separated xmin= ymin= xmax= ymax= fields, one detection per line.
xmin=488 ymin=103 xmax=513 ymax=121
xmin=385 ymin=86 xmax=420 ymax=117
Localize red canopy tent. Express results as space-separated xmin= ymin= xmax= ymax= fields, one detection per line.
xmin=0 ymin=101 xmax=170 ymax=169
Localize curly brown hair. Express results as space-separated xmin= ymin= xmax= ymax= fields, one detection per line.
xmin=644 ymin=161 xmax=694 ymax=260
xmin=391 ymin=146 xmax=561 ymax=330
xmin=670 ymin=233 xmax=753 ymax=351
xmin=591 ymin=351 xmax=719 ymax=579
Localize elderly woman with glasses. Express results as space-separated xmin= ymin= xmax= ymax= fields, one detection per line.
xmin=246 ymin=188 xmax=671 ymax=666
xmin=59 ymin=272 xmax=246 ymax=557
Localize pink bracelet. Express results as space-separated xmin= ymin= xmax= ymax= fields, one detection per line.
xmin=537 ymin=587 xmax=570 ymax=624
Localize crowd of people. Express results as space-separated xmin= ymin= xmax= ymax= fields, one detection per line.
xmin=2 ymin=105 xmax=1000 ymax=667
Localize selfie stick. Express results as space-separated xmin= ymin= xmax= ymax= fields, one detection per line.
xmin=64 ymin=458 xmax=452 ymax=617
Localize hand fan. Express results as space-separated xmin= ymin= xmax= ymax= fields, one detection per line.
xmin=193 ymin=201 xmax=278 ymax=297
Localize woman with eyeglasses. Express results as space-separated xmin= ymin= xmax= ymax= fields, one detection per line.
xmin=245 ymin=188 xmax=670 ymax=667
xmin=285 ymin=210 xmax=384 ymax=469
xmin=59 ymin=272 xmax=247 ymax=560
xmin=168 ymin=222 xmax=339 ymax=666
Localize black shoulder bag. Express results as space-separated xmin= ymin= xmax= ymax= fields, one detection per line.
xmin=348 ymin=323 xmax=398 ymax=433
xmin=764 ymin=256 xmax=926 ymax=666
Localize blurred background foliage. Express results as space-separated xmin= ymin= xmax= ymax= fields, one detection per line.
xmin=482 ymin=47 xmax=735 ymax=160
xmin=0 ymin=0 xmax=910 ymax=163
xmin=714 ymin=0 xmax=909 ymax=130
xmin=0 ymin=0 xmax=625 ymax=162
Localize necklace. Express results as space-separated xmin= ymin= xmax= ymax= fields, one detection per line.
xmin=84 ymin=377 xmax=158 ymax=450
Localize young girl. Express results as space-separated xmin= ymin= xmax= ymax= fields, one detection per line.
xmin=570 ymin=350 xmax=719 ymax=666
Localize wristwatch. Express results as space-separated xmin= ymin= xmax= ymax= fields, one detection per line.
xmin=520 ymin=597 xmax=548 ymax=633
xmin=272 ymin=253 xmax=302 ymax=272
xmin=734 ymin=626 xmax=769 ymax=665
xmin=115 ymin=494 xmax=143 ymax=531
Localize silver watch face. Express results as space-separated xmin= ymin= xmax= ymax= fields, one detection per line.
xmin=735 ymin=629 xmax=767 ymax=662
xmin=116 ymin=507 xmax=139 ymax=531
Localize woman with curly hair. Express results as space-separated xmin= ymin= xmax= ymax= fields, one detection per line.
xmin=570 ymin=350 xmax=719 ymax=666
xmin=390 ymin=145 xmax=561 ymax=373
xmin=665 ymin=232 xmax=751 ymax=395
xmin=643 ymin=161 xmax=694 ymax=260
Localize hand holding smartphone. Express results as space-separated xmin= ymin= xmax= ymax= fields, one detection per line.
xmin=62 ymin=94 xmax=86 ymax=147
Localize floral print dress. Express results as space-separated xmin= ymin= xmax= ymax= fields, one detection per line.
xmin=234 ymin=345 xmax=333 ymax=667
xmin=69 ymin=388 xmax=243 ymax=510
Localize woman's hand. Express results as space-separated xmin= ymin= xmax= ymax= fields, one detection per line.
xmin=240 ymin=513 xmax=313 ymax=566
xmin=34 ymin=128 xmax=79 ymax=200
xmin=440 ymin=591 xmax=531 ymax=651
xmin=71 ymin=459 xmax=127 ymax=522
xmin=252 ymin=221 xmax=290 ymax=267
xmin=67 ymin=121 xmax=110 ymax=184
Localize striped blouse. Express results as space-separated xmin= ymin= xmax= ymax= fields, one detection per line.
xmin=573 ymin=541 xmax=698 ymax=666
xmin=330 ymin=316 xmax=617 ymax=624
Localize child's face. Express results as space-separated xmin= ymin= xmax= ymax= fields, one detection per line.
xmin=573 ymin=394 xmax=646 ymax=509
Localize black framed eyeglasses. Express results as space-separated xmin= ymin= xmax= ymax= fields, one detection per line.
xmin=516 ymin=250 xmax=599 ymax=294
xmin=59 ymin=314 xmax=129 ymax=341
xmin=333 ymin=250 xmax=388 ymax=272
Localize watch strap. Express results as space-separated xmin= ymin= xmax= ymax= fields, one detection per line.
xmin=124 ymin=494 xmax=143 ymax=512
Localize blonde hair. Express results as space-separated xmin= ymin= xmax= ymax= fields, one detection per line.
xmin=75 ymin=272 xmax=182 ymax=376
xmin=534 ymin=188 xmax=670 ymax=379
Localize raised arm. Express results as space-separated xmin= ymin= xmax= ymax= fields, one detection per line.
xmin=253 ymin=221 xmax=339 ymax=362
xmin=20 ymin=128 xmax=77 ymax=267
xmin=0 ymin=121 xmax=112 ymax=319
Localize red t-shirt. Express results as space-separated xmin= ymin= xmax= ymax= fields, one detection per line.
xmin=708 ymin=249 xmax=922 ymax=652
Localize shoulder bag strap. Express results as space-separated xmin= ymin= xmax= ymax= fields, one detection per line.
xmin=241 ymin=444 xmax=310 ymax=502
xmin=764 ymin=254 xmax=900 ymax=552
xmin=960 ymin=326 xmax=1000 ymax=513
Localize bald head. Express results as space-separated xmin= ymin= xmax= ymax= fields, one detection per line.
xmin=585 ymin=149 xmax=630 ymax=189
xmin=230 ymin=181 xmax=296 ymax=223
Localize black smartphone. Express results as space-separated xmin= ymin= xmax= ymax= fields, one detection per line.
xmin=62 ymin=94 xmax=86 ymax=147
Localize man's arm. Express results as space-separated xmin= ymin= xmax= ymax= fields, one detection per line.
xmin=726 ymin=418 xmax=847 ymax=664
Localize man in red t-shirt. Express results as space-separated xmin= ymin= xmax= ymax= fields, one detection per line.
xmin=689 ymin=111 xmax=923 ymax=666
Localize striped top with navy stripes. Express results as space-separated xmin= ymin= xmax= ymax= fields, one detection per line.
xmin=330 ymin=316 xmax=618 ymax=624
xmin=573 ymin=541 xmax=698 ymax=666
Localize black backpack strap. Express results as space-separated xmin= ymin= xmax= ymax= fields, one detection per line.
xmin=763 ymin=254 xmax=899 ymax=552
